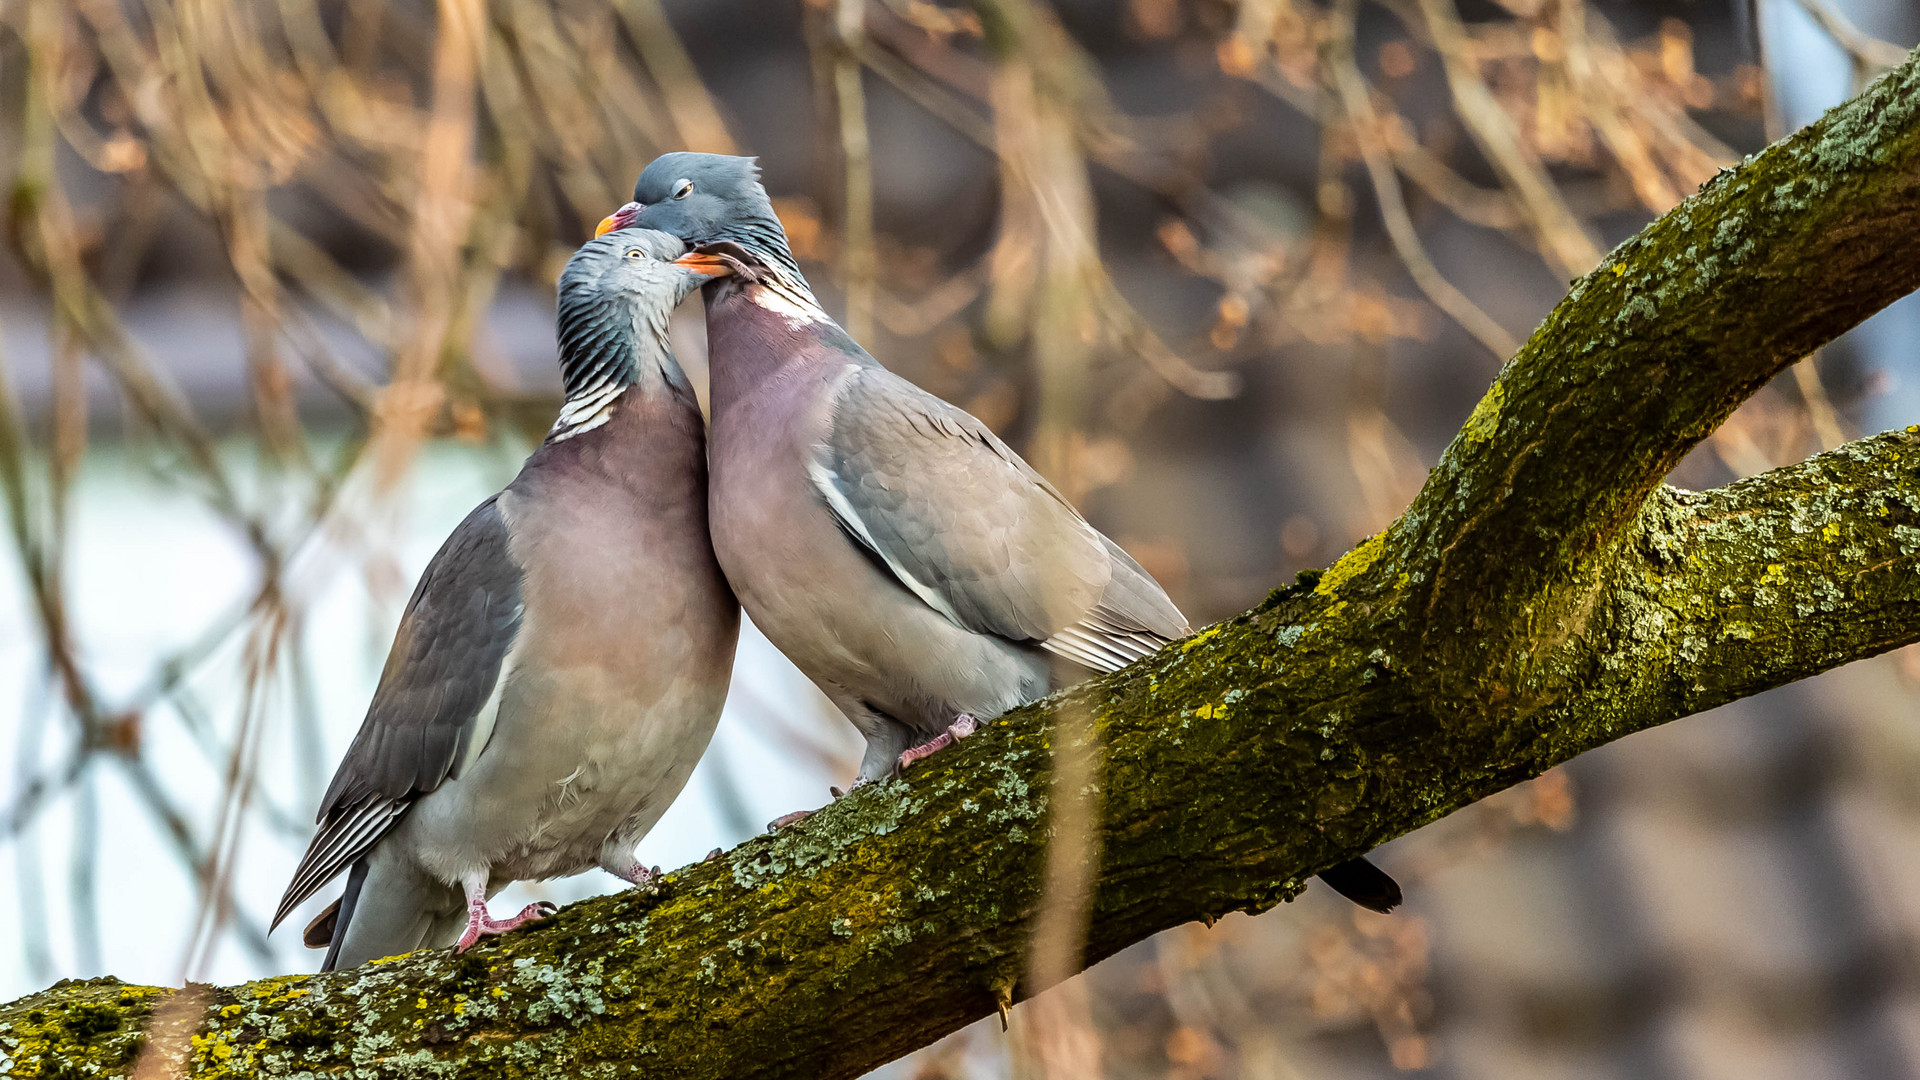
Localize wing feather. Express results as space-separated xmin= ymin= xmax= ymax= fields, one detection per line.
xmin=274 ymin=797 xmax=402 ymax=927
xmin=812 ymin=366 xmax=1188 ymax=669
xmin=272 ymin=498 xmax=524 ymax=929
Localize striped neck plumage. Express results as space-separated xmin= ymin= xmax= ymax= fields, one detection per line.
xmin=549 ymin=294 xmax=675 ymax=442
xmin=719 ymin=232 xmax=831 ymax=329
xmin=712 ymin=215 xmax=809 ymax=290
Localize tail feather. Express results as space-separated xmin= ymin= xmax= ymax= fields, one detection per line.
xmin=321 ymin=860 xmax=371 ymax=972
xmin=1317 ymin=856 xmax=1402 ymax=914
xmin=302 ymin=898 xmax=342 ymax=950
xmin=320 ymin=856 xmax=467 ymax=971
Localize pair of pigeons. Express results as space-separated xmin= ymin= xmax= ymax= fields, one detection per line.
xmin=273 ymin=153 xmax=1400 ymax=972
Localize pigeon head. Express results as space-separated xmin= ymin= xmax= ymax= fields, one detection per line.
xmin=560 ymin=227 xmax=728 ymax=306
xmin=596 ymin=153 xmax=809 ymax=288
xmin=552 ymin=228 xmax=731 ymax=405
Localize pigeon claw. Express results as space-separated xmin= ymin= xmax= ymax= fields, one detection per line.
xmin=603 ymin=858 xmax=664 ymax=890
xmin=454 ymin=900 xmax=557 ymax=953
xmin=616 ymin=864 xmax=664 ymax=890
xmin=898 ymin=714 xmax=980 ymax=771
xmin=767 ymin=809 xmax=815 ymax=831
xmin=770 ymin=775 xmax=886 ymax=832
xmin=830 ymin=777 xmax=874 ymax=800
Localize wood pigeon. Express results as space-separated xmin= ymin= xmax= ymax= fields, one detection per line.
xmin=596 ymin=154 xmax=1401 ymax=914
xmin=273 ymin=229 xmax=742 ymax=970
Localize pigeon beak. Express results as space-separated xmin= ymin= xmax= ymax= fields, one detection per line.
xmin=673 ymin=252 xmax=735 ymax=278
xmin=595 ymin=202 xmax=642 ymax=237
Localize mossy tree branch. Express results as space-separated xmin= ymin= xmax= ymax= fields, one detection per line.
xmin=6 ymin=45 xmax=1920 ymax=1080
xmin=1393 ymin=53 xmax=1920 ymax=630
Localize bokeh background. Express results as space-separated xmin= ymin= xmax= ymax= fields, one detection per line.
xmin=2 ymin=0 xmax=1919 ymax=1076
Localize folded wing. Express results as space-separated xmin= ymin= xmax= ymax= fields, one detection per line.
xmin=272 ymin=498 xmax=525 ymax=929
xmin=810 ymin=365 xmax=1188 ymax=672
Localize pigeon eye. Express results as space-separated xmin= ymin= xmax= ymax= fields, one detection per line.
xmin=671 ymin=178 xmax=694 ymax=200
xmin=624 ymin=248 xmax=644 ymax=260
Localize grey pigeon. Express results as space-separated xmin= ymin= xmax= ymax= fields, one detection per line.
xmin=597 ymin=155 xmax=1401 ymax=914
xmin=272 ymin=230 xmax=741 ymax=969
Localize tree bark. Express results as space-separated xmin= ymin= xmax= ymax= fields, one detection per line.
xmin=6 ymin=45 xmax=1920 ymax=1080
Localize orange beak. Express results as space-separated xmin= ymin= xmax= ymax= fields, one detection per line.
xmin=595 ymin=202 xmax=642 ymax=237
xmin=673 ymin=252 xmax=735 ymax=277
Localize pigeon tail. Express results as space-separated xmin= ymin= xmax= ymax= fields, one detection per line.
xmin=1316 ymin=856 xmax=1403 ymax=914
xmin=318 ymin=859 xmax=370 ymax=971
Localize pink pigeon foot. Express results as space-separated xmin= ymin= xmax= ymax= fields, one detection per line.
xmin=607 ymin=862 xmax=662 ymax=889
xmin=898 ymin=714 xmax=981 ymax=771
xmin=766 ymin=809 xmax=815 ymax=831
xmin=453 ymin=899 xmax=556 ymax=953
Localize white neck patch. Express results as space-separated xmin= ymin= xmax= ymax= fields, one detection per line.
xmin=745 ymin=272 xmax=829 ymax=330
xmin=549 ymin=381 xmax=626 ymax=442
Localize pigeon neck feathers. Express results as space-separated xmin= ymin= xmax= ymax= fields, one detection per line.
xmin=700 ymin=229 xmax=830 ymax=332
xmin=710 ymin=214 xmax=809 ymax=291
xmin=551 ymin=282 xmax=686 ymax=442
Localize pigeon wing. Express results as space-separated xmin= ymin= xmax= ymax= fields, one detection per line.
xmin=811 ymin=366 xmax=1187 ymax=669
xmin=272 ymin=498 xmax=524 ymax=929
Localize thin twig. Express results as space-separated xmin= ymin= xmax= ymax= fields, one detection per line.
xmin=1409 ymin=0 xmax=1603 ymax=276
xmin=613 ymin=0 xmax=739 ymax=152
xmin=1791 ymin=0 xmax=1910 ymax=74
xmin=833 ymin=0 xmax=878 ymax=342
xmin=1329 ymin=2 xmax=1519 ymax=361
xmin=1792 ymin=355 xmax=1847 ymax=452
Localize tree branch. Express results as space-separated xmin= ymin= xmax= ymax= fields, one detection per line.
xmin=6 ymin=44 xmax=1920 ymax=1080
xmin=1390 ymin=52 xmax=1920 ymax=628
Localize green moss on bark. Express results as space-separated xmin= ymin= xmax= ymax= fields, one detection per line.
xmin=1390 ymin=56 xmax=1920 ymax=634
xmin=0 ymin=978 xmax=166 ymax=1077
xmin=4 ymin=432 xmax=1916 ymax=1079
